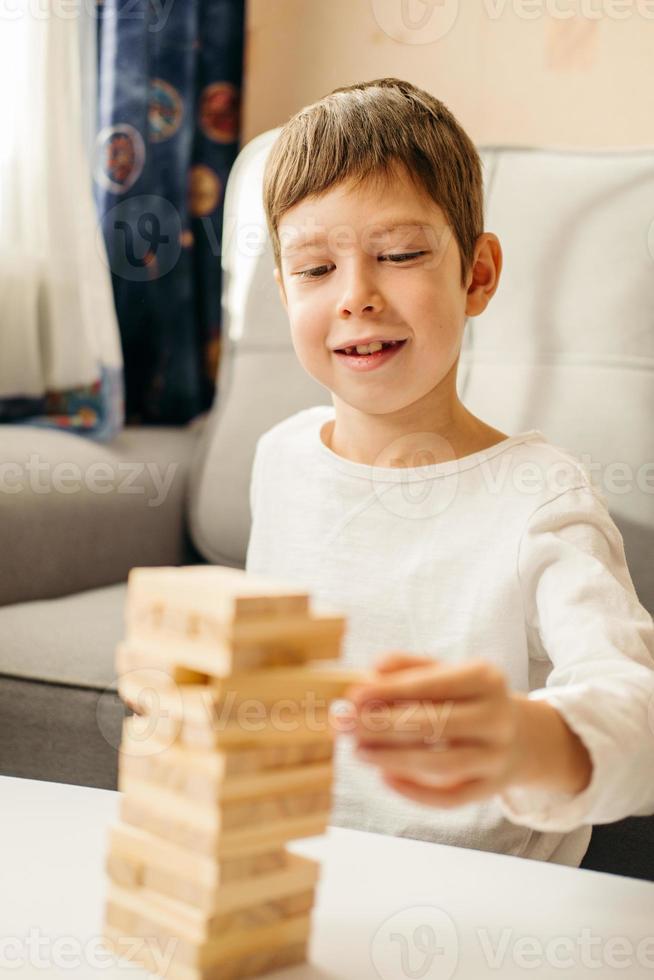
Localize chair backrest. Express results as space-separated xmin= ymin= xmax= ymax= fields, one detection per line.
xmin=188 ymin=131 xmax=654 ymax=618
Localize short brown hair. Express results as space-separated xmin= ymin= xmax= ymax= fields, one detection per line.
xmin=262 ymin=77 xmax=484 ymax=288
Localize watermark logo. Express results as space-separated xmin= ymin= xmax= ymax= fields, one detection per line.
xmin=370 ymin=905 xmax=459 ymax=980
xmin=367 ymin=434 xmax=654 ymax=523
xmin=370 ymin=431 xmax=461 ymax=521
xmin=97 ymin=667 xmax=183 ymax=756
xmin=371 ymin=0 xmax=460 ymax=44
xmin=97 ymin=194 xmax=182 ymax=283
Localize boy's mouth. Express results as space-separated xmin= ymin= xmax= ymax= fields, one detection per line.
xmin=335 ymin=339 xmax=407 ymax=356
xmin=333 ymin=338 xmax=408 ymax=373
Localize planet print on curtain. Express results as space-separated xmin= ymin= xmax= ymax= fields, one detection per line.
xmin=95 ymin=0 xmax=246 ymax=425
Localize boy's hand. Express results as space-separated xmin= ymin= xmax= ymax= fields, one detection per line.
xmin=333 ymin=653 xmax=592 ymax=808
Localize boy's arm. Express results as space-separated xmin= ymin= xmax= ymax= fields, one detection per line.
xmin=497 ymin=483 xmax=654 ymax=832
xmin=344 ymin=485 xmax=653 ymax=832
xmin=510 ymin=694 xmax=593 ymax=796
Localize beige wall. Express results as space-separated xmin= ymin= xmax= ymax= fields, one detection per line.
xmin=242 ymin=0 xmax=654 ymax=149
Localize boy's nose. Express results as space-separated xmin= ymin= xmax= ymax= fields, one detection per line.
xmin=340 ymin=302 xmax=375 ymax=317
xmin=338 ymin=281 xmax=384 ymax=318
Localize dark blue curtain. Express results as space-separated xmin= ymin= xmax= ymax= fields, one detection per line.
xmin=95 ymin=0 xmax=245 ymax=424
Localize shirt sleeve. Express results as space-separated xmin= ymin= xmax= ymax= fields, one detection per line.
xmin=497 ymin=483 xmax=654 ymax=833
xmin=248 ymin=435 xmax=265 ymax=521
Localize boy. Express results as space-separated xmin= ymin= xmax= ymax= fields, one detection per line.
xmin=245 ymin=77 xmax=654 ymax=866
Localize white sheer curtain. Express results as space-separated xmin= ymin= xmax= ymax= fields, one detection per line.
xmin=0 ymin=4 xmax=122 ymax=401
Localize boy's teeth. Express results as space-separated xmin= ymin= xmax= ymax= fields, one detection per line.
xmin=342 ymin=340 xmax=402 ymax=355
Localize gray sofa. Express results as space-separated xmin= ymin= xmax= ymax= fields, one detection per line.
xmin=1 ymin=133 xmax=653 ymax=880
xmin=0 ymin=424 xmax=203 ymax=787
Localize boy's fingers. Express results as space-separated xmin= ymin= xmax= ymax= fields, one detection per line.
xmin=346 ymin=700 xmax=501 ymax=745
xmin=355 ymin=744 xmax=504 ymax=785
xmin=381 ymin=772 xmax=502 ymax=810
xmin=373 ymin=652 xmax=438 ymax=674
xmin=344 ymin=653 xmax=439 ymax=700
xmin=349 ymin=659 xmax=506 ymax=705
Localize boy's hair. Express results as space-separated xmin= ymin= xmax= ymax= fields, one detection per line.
xmin=262 ymin=77 xmax=484 ymax=289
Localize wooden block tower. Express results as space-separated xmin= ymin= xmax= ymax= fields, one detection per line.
xmin=101 ymin=565 xmax=365 ymax=980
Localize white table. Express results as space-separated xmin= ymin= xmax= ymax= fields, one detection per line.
xmin=1 ymin=775 xmax=653 ymax=979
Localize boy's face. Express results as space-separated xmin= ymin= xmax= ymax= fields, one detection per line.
xmin=273 ymin=162 xmax=500 ymax=452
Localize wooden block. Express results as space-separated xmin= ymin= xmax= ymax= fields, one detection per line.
xmin=118 ymin=657 xmax=370 ymax=707
xmin=106 ymin=881 xmax=315 ymax=941
xmin=116 ymin=641 xmax=207 ymax=685
xmin=117 ymin=683 xmax=337 ymax=747
xmin=108 ymin=822 xmax=288 ymax=895
xmin=120 ymin=715 xmax=335 ymax=774
xmin=123 ymin=612 xmax=346 ymax=677
xmin=119 ymin=773 xmax=332 ymax=836
xmin=178 ymin=719 xmax=335 ymax=752
xmin=105 ymin=879 xmax=312 ymax=969
xmin=107 ymin=832 xmax=319 ymax=916
xmin=106 ymin=851 xmax=142 ymax=890
xmin=217 ymin=739 xmax=334 ymax=773
xmin=120 ymin=789 xmax=330 ymax=859
xmin=120 ymin=737 xmax=334 ymax=804
xmin=102 ymin=924 xmax=308 ymax=980
xmin=126 ymin=565 xmax=311 ymax=623
xmin=121 ymin=867 xmax=315 ymax=924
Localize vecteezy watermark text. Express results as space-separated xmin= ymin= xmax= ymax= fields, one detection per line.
xmin=0 ymin=929 xmax=177 ymax=973
xmin=0 ymin=455 xmax=178 ymax=508
xmin=477 ymin=926 xmax=654 ymax=971
xmin=97 ymin=667 xmax=456 ymax=756
xmin=0 ymin=0 xmax=175 ymax=32
xmin=371 ymin=0 xmax=654 ymax=49
xmin=369 ymin=905 xmax=654 ymax=979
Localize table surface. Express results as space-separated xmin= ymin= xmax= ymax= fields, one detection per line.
xmin=2 ymin=775 xmax=654 ymax=980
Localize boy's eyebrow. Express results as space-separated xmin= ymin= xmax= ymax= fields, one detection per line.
xmin=281 ymin=218 xmax=430 ymax=255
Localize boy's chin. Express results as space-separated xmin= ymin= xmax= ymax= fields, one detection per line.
xmin=329 ymin=389 xmax=411 ymax=418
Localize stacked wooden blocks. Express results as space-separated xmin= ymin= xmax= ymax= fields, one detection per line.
xmin=101 ymin=565 xmax=366 ymax=980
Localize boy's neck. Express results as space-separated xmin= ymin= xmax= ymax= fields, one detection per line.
xmin=322 ymin=400 xmax=509 ymax=469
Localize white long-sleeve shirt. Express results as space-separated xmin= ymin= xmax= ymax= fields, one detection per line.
xmin=245 ymin=405 xmax=654 ymax=867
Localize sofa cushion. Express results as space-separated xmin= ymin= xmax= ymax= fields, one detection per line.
xmin=189 ymin=135 xmax=654 ymax=614
xmin=0 ymin=584 xmax=128 ymax=790
xmin=0 ymin=676 xmax=124 ymax=791
xmin=0 ymin=424 xmax=201 ymax=606
xmin=0 ymin=583 xmax=125 ymax=689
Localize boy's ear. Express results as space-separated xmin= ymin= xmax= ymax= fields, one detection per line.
xmin=465 ymin=233 xmax=502 ymax=317
xmin=273 ymin=267 xmax=288 ymax=312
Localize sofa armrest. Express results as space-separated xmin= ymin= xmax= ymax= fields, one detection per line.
xmin=0 ymin=423 xmax=202 ymax=607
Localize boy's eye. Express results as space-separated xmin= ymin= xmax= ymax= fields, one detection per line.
xmin=294 ymin=251 xmax=428 ymax=281
xmin=380 ymin=251 xmax=428 ymax=263
xmin=295 ymin=265 xmax=332 ymax=280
